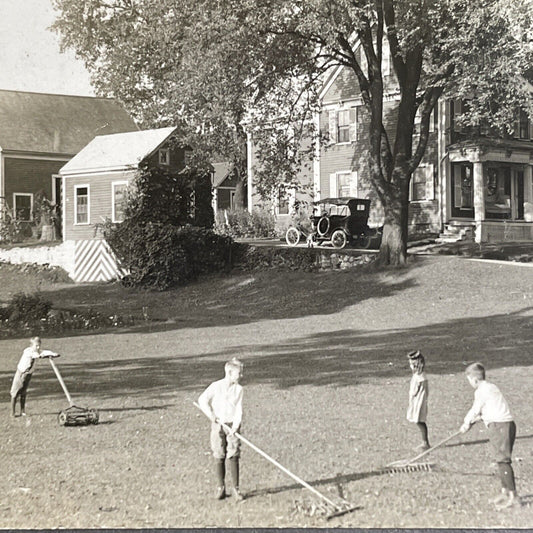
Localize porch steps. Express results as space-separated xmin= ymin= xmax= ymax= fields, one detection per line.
xmin=435 ymin=221 xmax=475 ymax=244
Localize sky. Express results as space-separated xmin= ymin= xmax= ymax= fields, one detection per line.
xmin=0 ymin=0 xmax=94 ymax=96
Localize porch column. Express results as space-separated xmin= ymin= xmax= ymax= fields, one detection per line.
xmin=473 ymin=161 xmax=485 ymax=243
xmin=524 ymin=164 xmax=533 ymax=221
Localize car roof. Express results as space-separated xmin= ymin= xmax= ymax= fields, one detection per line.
xmin=315 ymin=197 xmax=371 ymax=206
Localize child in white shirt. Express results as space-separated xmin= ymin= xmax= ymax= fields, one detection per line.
xmin=198 ymin=358 xmax=244 ymax=501
xmin=460 ymin=362 xmax=520 ymax=510
xmin=10 ymin=336 xmax=59 ymax=417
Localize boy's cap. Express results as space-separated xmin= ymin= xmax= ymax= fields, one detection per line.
xmin=407 ymin=350 xmax=422 ymax=359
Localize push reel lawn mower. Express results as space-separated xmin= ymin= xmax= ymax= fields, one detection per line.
xmin=49 ymin=358 xmax=99 ymax=426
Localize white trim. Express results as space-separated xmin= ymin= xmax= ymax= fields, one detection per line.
xmin=246 ymin=131 xmax=253 ymax=213
xmin=3 ymin=152 xmax=71 ymax=161
xmin=12 ymin=192 xmax=33 ymax=221
xmin=313 ymin=111 xmax=321 ymax=201
xmin=111 ymin=180 xmax=129 ymax=223
xmin=51 ymin=174 xmax=61 ymax=205
xmin=61 ymin=166 xmax=138 ymax=177
xmin=74 ymin=184 xmax=90 ymax=225
xmin=0 ymin=149 xmax=4 ymax=203
xmin=62 ymin=175 xmax=66 ymax=242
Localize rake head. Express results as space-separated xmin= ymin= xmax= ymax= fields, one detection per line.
xmin=381 ymin=462 xmax=434 ymax=474
xmin=292 ymin=498 xmax=360 ymax=520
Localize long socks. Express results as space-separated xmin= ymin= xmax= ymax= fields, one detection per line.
xmin=215 ymin=459 xmax=225 ymax=487
xmin=229 ymin=457 xmax=239 ymax=488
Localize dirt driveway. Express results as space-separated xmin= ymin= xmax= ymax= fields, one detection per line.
xmin=0 ymin=255 xmax=532 ymax=528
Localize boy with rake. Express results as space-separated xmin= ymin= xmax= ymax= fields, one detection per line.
xmin=10 ymin=336 xmax=59 ymax=417
xmin=198 ymin=358 xmax=244 ymax=501
xmin=460 ymin=362 xmax=521 ymax=510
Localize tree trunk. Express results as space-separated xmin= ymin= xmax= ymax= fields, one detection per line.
xmin=377 ymin=185 xmax=409 ymax=266
xmin=233 ymin=175 xmax=247 ymax=210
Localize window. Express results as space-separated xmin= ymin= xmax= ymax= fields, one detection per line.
xmin=75 ymin=185 xmax=89 ymax=224
xmin=13 ymin=193 xmax=32 ymax=221
xmin=328 ymin=108 xmax=357 ymax=144
xmin=278 ymin=190 xmax=290 ymax=215
xmin=330 ymin=171 xmax=357 ymax=198
xmin=159 ymin=148 xmax=170 ymax=165
xmin=410 ymin=165 xmax=434 ymax=202
xmin=514 ymin=110 xmax=530 ymax=140
xmin=112 ymin=181 xmax=128 ymax=223
xmin=337 ymin=110 xmax=351 ymax=143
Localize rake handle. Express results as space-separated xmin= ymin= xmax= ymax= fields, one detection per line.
xmin=404 ymin=429 xmax=462 ymax=465
xmin=194 ymin=401 xmax=340 ymax=509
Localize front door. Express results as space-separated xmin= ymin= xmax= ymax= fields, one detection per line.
xmin=451 ymin=163 xmax=474 ymax=218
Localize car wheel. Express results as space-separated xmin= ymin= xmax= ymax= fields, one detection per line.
xmin=285 ymin=227 xmax=301 ymax=246
xmin=331 ymin=229 xmax=347 ymax=249
xmin=317 ymin=216 xmax=330 ymax=236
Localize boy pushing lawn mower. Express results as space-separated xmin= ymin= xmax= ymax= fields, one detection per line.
xmin=460 ymin=362 xmax=521 ymax=510
xmin=10 ymin=336 xmax=59 ymax=417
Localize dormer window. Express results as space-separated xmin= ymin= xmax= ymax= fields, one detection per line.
xmin=159 ymin=148 xmax=170 ymax=165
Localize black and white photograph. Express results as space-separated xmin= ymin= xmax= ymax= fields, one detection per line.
xmin=0 ymin=0 xmax=533 ymax=528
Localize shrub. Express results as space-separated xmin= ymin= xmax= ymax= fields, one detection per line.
xmin=6 ymin=292 xmax=52 ymax=324
xmin=106 ymin=222 xmax=233 ymax=290
xmin=215 ymin=208 xmax=276 ymax=238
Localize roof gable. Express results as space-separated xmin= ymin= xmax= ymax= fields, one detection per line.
xmin=60 ymin=127 xmax=177 ymax=175
xmin=0 ymin=90 xmax=138 ymax=154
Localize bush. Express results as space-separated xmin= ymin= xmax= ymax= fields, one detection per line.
xmin=106 ymin=222 xmax=233 ymax=290
xmin=215 ymin=208 xmax=276 ymax=238
xmin=5 ymin=292 xmax=52 ymax=324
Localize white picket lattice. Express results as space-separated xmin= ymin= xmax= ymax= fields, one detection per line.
xmin=73 ymin=240 xmax=126 ymax=282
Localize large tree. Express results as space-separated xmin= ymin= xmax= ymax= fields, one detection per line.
xmin=243 ymin=0 xmax=533 ymax=264
xmin=53 ymin=0 xmax=533 ymax=265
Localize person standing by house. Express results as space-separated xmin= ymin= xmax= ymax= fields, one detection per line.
xmin=10 ymin=336 xmax=59 ymax=417
xmin=198 ymin=358 xmax=244 ymax=501
xmin=406 ymin=350 xmax=430 ymax=451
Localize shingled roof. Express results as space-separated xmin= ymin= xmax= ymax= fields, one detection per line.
xmin=0 ymin=89 xmax=138 ymax=155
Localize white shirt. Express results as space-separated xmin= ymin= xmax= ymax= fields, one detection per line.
xmin=464 ymin=380 xmax=513 ymax=426
xmin=198 ymin=378 xmax=243 ymax=427
xmin=17 ymin=347 xmax=56 ymax=374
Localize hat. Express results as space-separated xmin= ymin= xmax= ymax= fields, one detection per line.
xmin=407 ymin=350 xmax=422 ymax=360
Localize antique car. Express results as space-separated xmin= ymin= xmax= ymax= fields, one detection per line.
xmin=285 ymin=197 xmax=382 ymax=249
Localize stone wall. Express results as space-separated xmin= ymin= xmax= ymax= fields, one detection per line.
xmin=0 ymin=241 xmax=76 ymax=278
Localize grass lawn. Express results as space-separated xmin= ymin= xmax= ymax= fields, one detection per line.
xmin=0 ymin=255 xmax=532 ymax=528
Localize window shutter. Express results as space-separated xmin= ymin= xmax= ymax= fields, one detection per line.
xmin=349 ymin=108 xmax=357 ymax=142
xmin=330 ymin=173 xmax=338 ymax=197
xmin=328 ymin=110 xmax=337 ymax=144
xmin=350 ymin=171 xmax=358 ymax=197
xmin=425 ymin=165 xmax=435 ymax=201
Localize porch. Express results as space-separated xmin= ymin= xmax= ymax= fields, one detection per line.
xmin=446 ymin=140 xmax=533 ymax=243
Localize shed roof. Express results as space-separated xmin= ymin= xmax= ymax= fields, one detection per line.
xmin=212 ymin=162 xmax=233 ymax=187
xmin=0 ymin=89 xmax=138 ymax=154
xmin=60 ymin=126 xmax=177 ymax=175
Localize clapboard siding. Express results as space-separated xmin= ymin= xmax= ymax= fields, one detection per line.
xmin=63 ymin=170 xmax=133 ymax=241
xmin=4 ymin=157 xmax=66 ymax=203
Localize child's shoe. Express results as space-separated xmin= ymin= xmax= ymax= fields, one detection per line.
xmin=214 ymin=486 xmax=226 ymax=500
xmin=496 ymin=492 xmax=522 ymax=510
xmin=232 ymin=487 xmax=244 ymax=501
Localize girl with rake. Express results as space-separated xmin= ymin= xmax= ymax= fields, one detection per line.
xmin=406 ymin=350 xmax=430 ymax=451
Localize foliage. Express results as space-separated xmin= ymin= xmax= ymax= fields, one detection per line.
xmin=52 ymin=0 xmax=533 ymax=266
xmin=0 ymin=204 xmax=25 ymax=244
xmin=4 ymin=292 xmax=52 ymax=324
xmin=214 ymin=208 xmax=277 ymax=239
xmin=122 ymin=163 xmax=214 ymax=229
xmin=105 ymin=222 xmax=233 ymax=290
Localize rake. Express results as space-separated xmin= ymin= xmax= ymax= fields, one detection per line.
xmin=383 ymin=429 xmax=463 ymax=473
xmin=194 ymin=402 xmax=360 ymax=520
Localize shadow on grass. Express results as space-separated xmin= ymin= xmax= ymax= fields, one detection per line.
xmin=1 ymin=259 xmax=425 ymax=340
xmin=1 ymin=304 xmax=532 ymax=401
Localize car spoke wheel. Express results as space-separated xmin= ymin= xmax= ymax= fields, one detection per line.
xmin=285 ymin=227 xmax=301 ymax=246
xmin=331 ymin=229 xmax=347 ymax=249
xmin=358 ymin=234 xmax=372 ymax=249
xmin=317 ymin=216 xmax=330 ymax=236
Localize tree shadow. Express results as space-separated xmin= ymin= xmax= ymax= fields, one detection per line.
xmin=1 ymin=305 xmax=532 ymax=401
xmin=0 ymin=258 xmax=426 ymax=340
